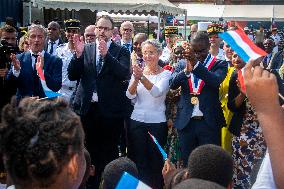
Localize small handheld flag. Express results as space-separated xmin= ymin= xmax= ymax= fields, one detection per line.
xmin=218 ymin=29 xmax=267 ymax=63
xmin=115 ymin=172 xmax=151 ymax=189
xmin=148 ymin=132 xmax=167 ymax=161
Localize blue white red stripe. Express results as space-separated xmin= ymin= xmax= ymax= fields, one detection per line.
xmin=148 ymin=132 xmax=168 ymax=161
xmin=116 ymin=172 xmax=151 ymax=189
xmin=37 ymin=66 xmax=62 ymax=98
xmin=218 ymin=29 xmax=267 ymax=63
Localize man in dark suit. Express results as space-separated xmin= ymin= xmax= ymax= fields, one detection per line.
xmin=45 ymin=21 xmax=64 ymax=56
xmin=8 ymin=24 xmax=62 ymax=100
xmin=68 ymin=15 xmax=131 ymax=188
xmin=170 ymin=32 xmax=227 ymax=166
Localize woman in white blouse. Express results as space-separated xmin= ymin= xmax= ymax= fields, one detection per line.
xmin=126 ymin=39 xmax=171 ymax=189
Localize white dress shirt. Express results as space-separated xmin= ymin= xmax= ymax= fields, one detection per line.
xmin=126 ymin=70 xmax=171 ymax=123
xmin=55 ymin=43 xmax=77 ymax=100
xmin=47 ymin=39 xmax=60 ymax=56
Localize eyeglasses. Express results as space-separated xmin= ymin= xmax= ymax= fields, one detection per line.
xmin=142 ymin=51 xmax=158 ymax=56
xmin=96 ymin=26 xmax=112 ymax=31
xmin=122 ymin=28 xmax=132 ymax=32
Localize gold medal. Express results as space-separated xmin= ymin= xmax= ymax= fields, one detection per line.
xmin=191 ymin=96 xmax=199 ymax=105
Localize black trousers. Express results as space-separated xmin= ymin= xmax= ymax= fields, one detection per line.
xmin=81 ymin=103 xmax=124 ymax=189
xmin=127 ymin=119 xmax=168 ymax=189
xmin=178 ymin=118 xmax=221 ymax=167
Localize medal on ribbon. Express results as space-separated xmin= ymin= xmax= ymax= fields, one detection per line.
xmin=188 ymin=54 xmax=216 ymax=105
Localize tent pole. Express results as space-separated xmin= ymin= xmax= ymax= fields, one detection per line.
xmin=158 ymin=11 xmax=160 ymax=41
xmin=29 ymin=0 xmax=32 ymax=24
xmin=184 ymin=10 xmax=187 ymax=40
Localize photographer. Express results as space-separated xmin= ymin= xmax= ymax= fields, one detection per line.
xmin=0 ymin=24 xmax=18 ymax=187
xmin=0 ymin=24 xmax=18 ymax=111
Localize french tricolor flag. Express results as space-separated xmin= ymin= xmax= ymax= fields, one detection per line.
xmin=218 ymin=29 xmax=267 ymax=63
xmin=116 ymin=172 xmax=151 ymax=189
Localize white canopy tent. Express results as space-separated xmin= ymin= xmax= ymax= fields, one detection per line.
xmin=222 ymin=5 xmax=273 ymax=21
xmin=32 ymin=0 xmax=185 ymax=40
xmin=178 ymin=4 xmax=284 ymax=22
xmin=177 ymin=4 xmax=224 ymax=21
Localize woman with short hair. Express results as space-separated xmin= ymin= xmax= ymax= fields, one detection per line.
xmin=126 ymin=39 xmax=171 ymax=189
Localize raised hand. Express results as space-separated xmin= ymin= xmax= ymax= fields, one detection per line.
xmin=98 ymin=39 xmax=107 ymax=57
xmin=182 ymin=44 xmax=197 ymax=72
xmin=10 ymin=53 xmax=21 ymax=71
xmin=244 ymin=60 xmax=279 ymax=113
xmin=132 ymin=64 xmax=143 ymax=81
xmin=72 ymin=34 xmax=84 ymax=58
xmin=36 ymin=53 xmax=44 ymax=71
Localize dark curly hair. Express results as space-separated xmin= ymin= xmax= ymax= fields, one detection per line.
xmin=0 ymin=97 xmax=85 ymax=188
xmin=187 ymin=144 xmax=233 ymax=188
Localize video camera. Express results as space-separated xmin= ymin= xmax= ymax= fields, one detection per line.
xmin=0 ymin=39 xmax=20 ymax=68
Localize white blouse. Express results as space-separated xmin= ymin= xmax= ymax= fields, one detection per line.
xmin=126 ymin=70 xmax=171 ymax=123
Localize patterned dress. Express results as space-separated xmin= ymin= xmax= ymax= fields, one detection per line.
xmin=232 ymin=100 xmax=267 ymax=189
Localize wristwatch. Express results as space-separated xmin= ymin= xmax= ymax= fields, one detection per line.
xmin=140 ymin=75 xmax=146 ymax=81
xmin=183 ymin=69 xmax=191 ymax=78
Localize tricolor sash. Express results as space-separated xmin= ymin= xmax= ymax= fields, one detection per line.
xmin=37 ymin=66 xmax=62 ymax=99
xmin=188 ymin=54 xmax=216 ymax=95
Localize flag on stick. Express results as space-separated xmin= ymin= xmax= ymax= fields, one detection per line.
xmin=148 ymin=132 xmax=167 ymax=161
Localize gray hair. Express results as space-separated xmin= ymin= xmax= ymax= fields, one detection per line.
xmin=48 ymin=21 xmax=60 ymax=29
xmin=141 ymin=39 xmax=163 ymax=54
xmin=28 ymin=24 xmax=47 ymax=37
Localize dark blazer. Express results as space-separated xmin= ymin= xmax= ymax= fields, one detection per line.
xmin=7 ymin=51 xmax=62 ymax=100
xmin=270 ymin=50 xmax=284 ymax=70
xmin=170 ymin=57 xmax=228 ymax=130
xmin=227 ymin=71 xmax=246 ymax=136
xmin=68 ymin=41 xmax=132 ymax=117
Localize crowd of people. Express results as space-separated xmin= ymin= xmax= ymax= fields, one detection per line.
xmin=0 ymin=15 xmax=283 ymax=189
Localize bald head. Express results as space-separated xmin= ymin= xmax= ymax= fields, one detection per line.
xmin=47 ymin=21 xmax=60 ymax=41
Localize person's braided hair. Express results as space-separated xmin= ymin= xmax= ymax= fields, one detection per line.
xmin=0 ymin=97 xmax=85 ymax=188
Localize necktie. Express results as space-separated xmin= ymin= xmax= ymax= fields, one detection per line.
xmin=32 ymin=54 xmax=39 ymax=96
xmin=49 ymin=41 xmax=55 ymax=55
xmin=263 ymin=56 xmax=268 ymax=68
xmin=32 ymin=54 xmax=38 ymax=71
xmin=97 ymin=56 xmax=103 ymax=74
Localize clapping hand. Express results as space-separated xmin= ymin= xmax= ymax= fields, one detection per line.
xmin=72 ymin=34 xmax=84 ymax=58
xmin=10 ymin=53 xmax=21 ymax=71
xmin=132 ymin=64 xmax=143 ymax=81
xmin=244 ymin=60 xmax=279 ymax=113
xmin=98 ymin=40 xmax=108 ymax=57
xmin=36 ymin=53 xmax=44 ymax=72
xmin=182 ymin=44 xmax=197 ymax=72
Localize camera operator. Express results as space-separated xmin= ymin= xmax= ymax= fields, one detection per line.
xmin=0 ymin=24 xmax=18 ymax=112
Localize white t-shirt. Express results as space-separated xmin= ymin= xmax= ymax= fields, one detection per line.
xmin=252 ymin=151 xmax=276 ymax=189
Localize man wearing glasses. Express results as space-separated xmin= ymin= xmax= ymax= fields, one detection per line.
xmin=68 ymin=15 xmax=131 ymax=188
xmin=120 ymin=21 xmax=134 ymax=52
xmin=170 ymin=31 xmax=227 ymax=167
